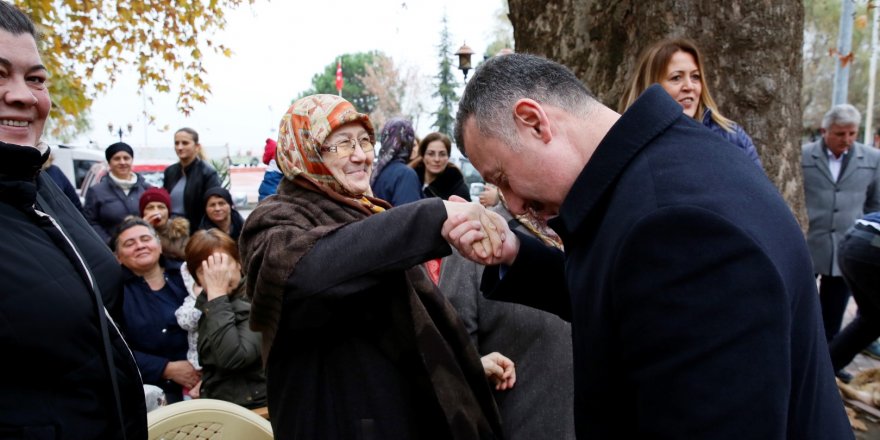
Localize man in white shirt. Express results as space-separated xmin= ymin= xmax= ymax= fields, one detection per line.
xmin=801 ymin=104 xmax=880 ymax=359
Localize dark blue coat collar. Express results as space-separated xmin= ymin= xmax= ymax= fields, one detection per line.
xmin=549 ymin=85 xmax=683 ymax=242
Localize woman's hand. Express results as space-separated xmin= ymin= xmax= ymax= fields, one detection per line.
xmin=481 ymin=352 xmax=516 ymax=391
xmin=201 ymin=252 xmax=236 ymax=300
xmin=163 ymin=360 xmax=202 ymax=389
xmin=479 ymin=185 xmax=500 ymax=207
xmin=189 ymin=380 xmax=202 ymax=399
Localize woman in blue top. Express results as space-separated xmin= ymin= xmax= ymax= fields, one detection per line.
xmin=369 ymin=118 xmax=422 ymax=206
xmin=112 ymin=216 xmax=200 ymax=403
xmin=619 ymin=38 xmax=763 ymax=169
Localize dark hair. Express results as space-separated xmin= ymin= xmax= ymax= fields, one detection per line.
xmin=0 ymin=2 xmax=38 ymax=39
xmin=454 ymin=53 xmax=595 ymax=156
xmin=185 ymin=229 xmax=240 ymax=286
xmin=175 ymin=127 xmax=200 ymax=144
xmin=110 ymin=216 xmax=158 ymax=252
xmin=418 ymin=132 xmax=452 ymax=158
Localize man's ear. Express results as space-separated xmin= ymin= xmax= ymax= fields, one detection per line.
xmin=513 ymin=99 xmax=552 ymax=144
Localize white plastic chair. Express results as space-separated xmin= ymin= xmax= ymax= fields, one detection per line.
xmin=147 ymin=398 xmax=273 ymax=440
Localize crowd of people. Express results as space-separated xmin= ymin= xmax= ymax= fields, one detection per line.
xmin=4 ymin=0 xmax=880 ymax=438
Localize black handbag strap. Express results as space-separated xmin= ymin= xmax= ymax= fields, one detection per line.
xmin=35 ymin=192 xmax=129 ymax=440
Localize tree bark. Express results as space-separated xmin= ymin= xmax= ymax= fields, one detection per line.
xmin=507 ymin=0 xmax=808 ymax=227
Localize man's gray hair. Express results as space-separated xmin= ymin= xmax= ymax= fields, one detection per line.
xmin=454 ymin=53 xmax=597 ymax=156
xmin=821 ymin=104 xmax=861 ymax=130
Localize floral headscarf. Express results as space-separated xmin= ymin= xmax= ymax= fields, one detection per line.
xmin=276 ymin=94 xmax=376 ymax=197
xmin=370 ymin=117 xmax=415 ymax=186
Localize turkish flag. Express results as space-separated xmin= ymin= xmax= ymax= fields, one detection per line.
xmin=335 ymin=60 xmax=344 ymax=94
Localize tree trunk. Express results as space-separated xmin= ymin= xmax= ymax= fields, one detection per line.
xmin=507 ymin=0 xmax=808 ymax=228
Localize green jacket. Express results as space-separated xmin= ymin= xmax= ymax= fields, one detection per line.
xmin=196 ymin=284 xmax=267 ymax=408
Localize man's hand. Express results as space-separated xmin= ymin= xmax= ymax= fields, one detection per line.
xmin=481 ymin=352 xmax=516 ymax=391
xmin=443 ymin=196 xmax=506 ymax=260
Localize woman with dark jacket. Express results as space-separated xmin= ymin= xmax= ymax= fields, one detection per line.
xmin=0 ymin=3 xmax=146 ymax=437
xmin=84 ymin=142 xmax=152 ymax=244
xmin=412 ymin=132 xmax=471 ymax=201
xmin=113 ymin=217 xmax=200 ymax=404
xmin=370 ymin=117 xmax=422 ymax=206
xmin=198 ymin=187 xmax=245 ymax=241
xmin=240 ymin=95 xmax=514 ymax=439
xmin=186 ymin=229 xmax=266 ymax=408
xmin=164 ymin=127 xmax=222 ymax=233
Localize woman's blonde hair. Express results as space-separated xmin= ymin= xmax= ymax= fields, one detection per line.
xmin=618 ymin=38 xmax=734 ymax=132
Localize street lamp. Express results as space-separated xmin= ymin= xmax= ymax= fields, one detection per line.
xmin=108 ymin=122 xmax=133 ymax=142
xmin=455 ymin=42 xmax=475 ymax=82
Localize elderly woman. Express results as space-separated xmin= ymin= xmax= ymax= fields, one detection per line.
xmin=412 ymin=132 xmax=471 ymax=201
xmin=0 ymin=3 xmax=146 ymax=436
xmin=240 ymin=94 xmax=513 ymax=439
xmin=163 ymin=127 xmax=222 ymax=233
xmin=140 ymin=187 xmax=190 ymax=261
xmin=198 ymin=187 xmax=245 ymax=240
xmin=84 ymin=142 xmax=153 ymax=244
xmin=112 ymin=217 xmax=200 ymax=404
xmin=618 ymin=38 xmax=762 ymax=168
xmin=185 ymin=229 xmax=266 ymax=408
xmin=370 ymin=117 xmax=422 ymax=206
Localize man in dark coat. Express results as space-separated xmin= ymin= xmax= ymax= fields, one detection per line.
xmin=444 ymin=53 xmax=852 ymax=439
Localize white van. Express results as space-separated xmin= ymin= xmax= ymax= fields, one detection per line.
xmin=50 ymin=144 xmax=105 ymax=191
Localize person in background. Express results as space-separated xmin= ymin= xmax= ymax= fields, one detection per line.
xmin=828 ymin=212 xmax=880 ymax=382
xmin=0 ymin=2 xmax=146 ymax=436
xmin=239 ymin=94 xmax=513 ymax=439
xmin=84 ymin=142 xmax=152 ymax=244
xmin=411 ymin=132 xmax=470 ymax=201
xmin=113 ymin=217 xmax=199 ymax=404
xmin=619 ymin=38 xmax=762 ymax=169
xmin=140 ymin=187 xmax=190 ymax=261
xmin=439 ymin=196 xmax=575 ymax=440
xmin=163 ymin=127 xmax=221 ymax=233
xmin=42 ymin=153 xmax=83 ymax=211
xmin=370 ymin=117 xmax=421 ymax=206
xmin=802 ymin=104 xmax=880 ymax=351
xmin=186 ymin=229 xmax=266 ymax=408
xmin=477 ymin=184 xmax=500 ymax=208
xmin=258 ymin=137 xmax=282 ymax=201
xmin=198 ymin=187 xmax=245 ymax=241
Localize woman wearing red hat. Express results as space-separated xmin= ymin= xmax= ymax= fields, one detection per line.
xmin=140 ymin=187 xmax=190 ymax=261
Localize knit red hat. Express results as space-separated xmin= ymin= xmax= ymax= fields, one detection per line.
xmin=139 ymin=187 xmax=171 ymax=216
xmin=262 ymin=138 xmax=277 ymax=165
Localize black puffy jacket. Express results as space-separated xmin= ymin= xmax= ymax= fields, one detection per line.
xmin=0 ymin=142 xmax=147 ymax=439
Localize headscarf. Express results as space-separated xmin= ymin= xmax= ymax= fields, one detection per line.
xmin=370 ymin=117 xmax=415 ymax=186
xmin=203 ymin=186 xmax=234 ymax=208
xmin=276 ymin=94 xmax=377 ymax=201
xmin=499 ymin=190 xmax=564 ymax=251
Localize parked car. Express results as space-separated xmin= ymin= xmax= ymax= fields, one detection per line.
xmin=80 ymin=161 xmax=248 ymax=210
xmin=51 ymin=144 xmax=105 ymax=189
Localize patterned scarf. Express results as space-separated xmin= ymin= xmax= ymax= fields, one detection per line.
xmin=370 ymin=117 xmax=416 ymax=187
xmin=275 ymin=94 xmax=380 ymax=210
xmin=499 ymin=190 xmax=565 ymax=250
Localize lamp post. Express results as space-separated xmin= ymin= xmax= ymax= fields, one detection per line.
xmin=454 ymin=42 xmax=475 ymax=82
xmin=108 ymin=122 xmax=133 ymax=143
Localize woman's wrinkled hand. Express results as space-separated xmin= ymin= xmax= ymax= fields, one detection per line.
xmin=163 ymin=360 xmax=202 ymax=389
xmin=481 ymin=352 xmax=516 ymax=391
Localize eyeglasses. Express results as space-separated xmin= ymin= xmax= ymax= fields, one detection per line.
xmin=320 ymin=135 xmax=374 ymax=157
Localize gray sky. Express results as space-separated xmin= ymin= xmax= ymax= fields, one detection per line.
xmin=68 ymin=0 xmax=504 ymax=160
